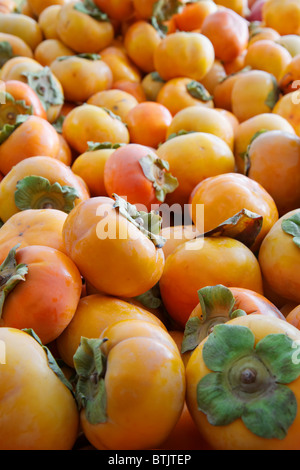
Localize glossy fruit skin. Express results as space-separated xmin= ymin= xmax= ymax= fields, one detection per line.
xmin=62 ymin=197 xmax=165 ymax=299
xmin=263 ymin=0 xmax=300 ymax=35
xmin=0 ymin=209 xmax=68 ymax=260
xmin=1 ymin=80 xmax=47 ymax=122
xmin=124 ymin=21 xmax=161 ymax=74
xmin=0 ymin=327 xmax=79 ymax=450
xmin=101 ymin=46 xmax=142 ymax=84
xmin=154 ymin=32 xmax=215 ymax=82
xmin=156 ymin=132 xmax=235 ymax=206
xmin=244 ymin=39 xmax=292 ymax=81
xmin=79 ymin=319 xmax=185 ymax=451
xmin=87 ymin=89 xmax=138 ymax=122
xmin=0 ymin=116 xmax=60 ymax=176
xmin=173 ymin=0 xmax=217 ymax=32
xmin=259 ymin=209 xmax=300 ymax=304
xmin=0 ymin=32 xmax=33 ymax=59
xmin=246 ymin=130 xmax=300 ymax=216
xmin=27 ymin=0 xmax=68 ymax=16
xmin=200 ymin=60 xmax=227 ymax=95
xmin=112 ymin=79 xmax=146 ymax=103
xmin=157 ymin=78 xmax=214 ymax=117
xmin=0 ymin=13 xmax=43 ymax=51
xmin=273 ymin=92 xmax=300 ymax=137
xmin=94 ymin=0 xmax=134 ymax=21
xmin=0 ymin=156 xmax=90 ymax=222
xmin=286 ymin=305 xmax=300 ymax=329
xmin=201 ymin=8 xmax=249 ymax=63
xmin=125 ymin=102 xmax=173 ymax=149
xmin=159 ymin=237 xmax=264 ymax=328
xmin=34 ymin=39 xmax=74 ymax=67
xmin=0 ymin=245 xmax=82 ymax=344
xmin=186 ymin=314 xmax=300 ymax=450
xmin=50 ymin=56 xmax=113 ymax=103
xmin=38 ymin=5 xmax=62 ymax=40
xmin=62 ymin=104 xmax=130 ymax=154
xmin=56 ymin=293 xmax=166 ymax=368
xmin=56 ymin=2 xmax=114 ymax=53
xmin=190 ymin=173 xmax=279 ymax=250
xmin=0 ymin=57 xmax=43 ymax=82
xmin=160 ymin=225 xmax=199 ymax=260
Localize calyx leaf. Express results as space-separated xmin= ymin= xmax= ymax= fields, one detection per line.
xmin=282 ymin=212 xmax=300 ymax=248
xmin=0 ymin=41 xmax=14 ymax=67
xmin=74 ymin=0 xmax=110 ymax=21
xmin=139 ymin=154 xmax=179 ymax=203
xmin=23 ymin=67 xmax=64 ymax=111
xmin=87 ymin=141 xmax=125 ymax=152
xmin=186 ymin=81 xmax=213 ymax=102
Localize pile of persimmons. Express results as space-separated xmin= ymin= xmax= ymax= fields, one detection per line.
xmin=2 ymin=0 xmax=300 ymax=452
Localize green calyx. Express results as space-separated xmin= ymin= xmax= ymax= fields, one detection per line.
xmin=113 ymin=194 xmax=166 ymax=249
xmin=181 ymin=285 xmax=246 ymax=354
xmin=139 ymin=154 xmax=179 ymax=203
xmin=0 ymin=93 xmax=33 ymax=130
xmin=165 ymin=130 xmax=196 ymax=143
xmin=134 ymin=283 xmax=162 ymax=310
xmin=57 ymin=53 xmax=101 ymax=62
xmin=0 ymin=244 xmax=28 ymax=318
xmin=73 ymin=337 xmax=108 ymax=425
xmin=265 ymin=75 xmax=280 ymax=110
xmin=0 ymin=114 xmax=30 ymax=145
xmin=0 ymin=41 xmax=14 ymax=67
xmin=87 ymin=141 xmax=125 ymax=152
xmin=150 ymin=71 xmax=165 ymax=83
xmin=242 ymin=129 xmax=270 ymax=175
xmin=14 ymin=176 xmax=79 ymax=214
xmin=151 ymin=0 xmax=183 ymax=37
xmin=102 ymin=107 xmax=124 ymax=123
xmin=282 ymin=211 xmax=300 ymax=248
xmin=23 ymin=328 xmax=74 ymax=396
xmin=197 ymin=323 xmax=300 ymax=440
xmin=74 ymin=0 xmax=110 ymax=21
xmin=186 ymin=81 xmax=213 ymax=102
xmin=23 ymin=67 xmax=64 ymax=111
xmin=52 ymin=115 xmax=65 ymax=134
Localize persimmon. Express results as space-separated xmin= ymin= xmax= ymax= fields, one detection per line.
xmin=216 ymin=108 xmax=240 ymax=134
xmin=273 ymin=92 xmax=300 ymax=136
xmin=74 ymin=319 xmax=185 ymax=450
xmin=112 ymin=80 xmax=146 ymax=103
xmin=125 ymin=101 xmax=173 ymax=148
xmin=0 ymin=32 xmax=33 ymax=65
xmin=159 ymin=236 xmax=264 ymax=328
xmin=104 ymin=143 xmax=178 ymax=211
xmin=27 ymin=0 xmax=69 ymax=16
xmin=281 ymin=302 xmax=299 ymax=318
xmin=277 ymin=35 xmax=300 ymax=58
xmin=213 ymin=68 xmax=249 ymax=111
xmin=141 ymin=72 xmax=165 ymax=102
xmin=259 ymin=209 xmax=300 ymax=304
xmin=0 ymin=13 xmax=43 ymax=51
xmin=173 ymin=0 xmax=217 ymax=31
xmin=154 ymin=32 xmax=215 ymax=82
xmin=248 ymin=27 xmax=280 ymax=47
xmin=34 ymin=39 xmax=74 ymax=67
xmin=160 ymin=225 xmax=200 ymax=260
xmin=201 ymin=8 xmax=249 ymax=63
xmin=156 ymin=131 xmax=235 ymax=206
xmin=56 ymin=0 xmax=114 ymax=53
xmin=244 ymin=40 xmax=292 ymax=81
xmin=0 ymin=327 xmax=79 ymax=450
xmin=100 ymin=46 xmax=141 ymax=84
xmin=223 ymin=51 xmax=246 ymax=76
xmin=0 ymin=209 xmax=68 ymax=260
xmin=62 ymin=104 xmax=130 ymax=154
xmin=190 ymin=173 xmax=279 ymax=250
xmin=186 ymin=315 xmax=300 ymax=450
xmin=50 ymin=54 xmax=113 ymax=103
xmin=56 ymin=133 xmax=73 ymax=166
xmin=263 ymin=0 xmax=300 ymax=35
xmin=94 ymin=0 xmax=134 ymax=21
xmin=56 ymin=293 xmax=166 ymax=368
xmin=156 ymin=78 xmax=214 ymax=117
xmin=133 ymin=0 xmax=160 ymax=19
xmin=166 ymin=106 xmax=234 ymax=150
xmin=286 ymin=305 xmax=300 ymax=330
xmin=246 ymin=130 xmax=300 ymax=216
xmin=87 ymin=89 xmax=138 ymax=122
xmin=124 ymin=21 xmax=161 ymax=74
xmin=0 ymin=56 xmax=43 ymax=82
xmin=234 ymin=113 xmax=296 ymax=173
xmin=0 ymin=0 xmax=15 ymax=14
xmin=215 ymin=0 xmax=249 ymax=16
xmin=62 ymin=196 xmax=165 ymax=298
xmin=279 ymin=54 xmax=300 ymax=94
xmin=0 ymin=156 xmax=90 ymax=222
xmin=38 ymin=5 xmax=62 ymax=40
xmin=199 ymin=60 xmax=227 ymax=96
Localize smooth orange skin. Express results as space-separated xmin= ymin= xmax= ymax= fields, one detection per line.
xmin=101 ymin=46 xmax=142 ymax=84
xmin=154 ymin=32 xmax=215 ymax=82
xmin=62 ymin=197 xmax=165 ymax=299
xmin=156 ymin=78 xmax=214 ymax=117
xmin=273 ymin=92 xmax=300 ymax=137
xmin=281 ymin=302 xmax=299 ymax=318
xmin=0 ymin=328 xmax=79 ymax=450
xmin=259 ymin=209 xmax=300 ymax=304
xmin=213 ymin=72 xmax=242 ymax=111
xmin=186 ymin=314 xmax=300 ymax=450
xmin=263 ymin=0 xmax=300 ymax=36
xmin=199 ymin=60 xmax=227 ymax=96
xmin=156 ymin=132 xmax=235 ymax=206
xmin=38 ymin=5 xmax=62 ymax=40
xmin=201 ymin=8 xmax=249 ymax=63
xmin=79 ymin=320 xmax=185 ymax=451
xmin=0 ymin=32 xmax=33 ymax=58
xmin=34 ymin=39 xmax=74 ymax=67
xmin=133 ymin=0 xmax=158 ymax=19
xmin=173 ymin=0 xmax=217 ymax=31
xmin=0 ymin=246 xmax=82 ymax=345
xmin=234 ymin=113 xmax=296 ymax=173
xmin=125 ymin=102 xmax=173 ymax=148
xmin=112 ymin=80 xmax=147 ymax=103
xmin=0 ymin=13 xmax=43 ymax=50
xmin=223 ymin=50 xmax=246 ymax=75
xmin=56 ymin=133 xmax=72 ymax=166
xmin=190 ymin=173 xmax=279 ymax=250
xmin=56 ymin=2 xmax=114 ymax=53
xmin=215 ymin=0 xmax=249 ymax=16
xmin=166 ymin=106 xmax=234 ymax=150
xmin=231 ymin=70 xmax=281 ymax=123
xmin=244 ymin=39 xmax=292 ymax=81
xmin=124 ymin=21 xmax=161 ymax=74
xmin=3 ymin=80 xmax=47 ymax=120
xmin=159 ymin=237 xmax=264 ymax=328
xmin=87 ymin=89 xmax=138 ymax=122
xmin=94 ymin=0 xmax=134 ymax=21
xmin=286 ymin=305 xmax=300 ymax=329
xmin=62 ymin=104 xmax=130 ymax=154
xmin=56 ymin=294 xmax=167 ymax=368
xmin=27 ymin=0 xmax=69 ymax=16
xmin=248 ymin=27 xmax=280 ymax=47
xmin=216 ymin=108 xmax=240 ymax=134
xmin=279 ymin=55 xmax=300 ymax=94
xmin=0 ymin=116 xmax=60 ymax=176
xmin=160 ymin=225 xmax=200 ymax=260
xmin=50 ymin=56 xmax=113 ymax=103
xmin=0 ymin=56 xmax=42 ymax=82
xmin=142 ymin=72 xmax=166 ymax=101
xmin=0 ymin=156 xmax=90 ymax=222
xmin=104 ymin=144 xmax=164 ymax=210
xmin=0 ymin=209 xmax=67 ymax=260
xmin=72 ymin=148 xmax=114 ymax=198
xmin=247 ymin=130 xmax=300 ymax=216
